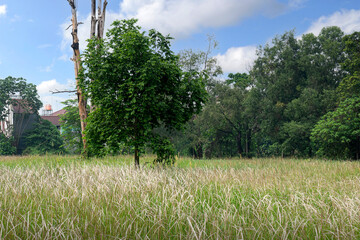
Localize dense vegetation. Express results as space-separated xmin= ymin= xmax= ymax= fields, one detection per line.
xmin=1 ymin=24 xmax=359 ymax=161
xmin=0 ymin=155 xmax=359 ymax=239
xmin=0 ymin=77 xmax=64 ymax=155
xmin=172 ymin=28 xmax=360 ymax=160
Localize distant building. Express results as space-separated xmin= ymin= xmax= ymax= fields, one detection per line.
xmin=0 ymin=99 xmax=38 ymax=154
xmin=41 ymin=107 xmax=66 ymax=131
xmin=1 ymin=101 xmax=67 ymax=154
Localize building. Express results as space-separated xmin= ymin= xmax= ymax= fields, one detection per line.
xmin=41 ymin=105 xmax=66 ymax=131
xmin=0 ymin=99 xmax=39 ymax=153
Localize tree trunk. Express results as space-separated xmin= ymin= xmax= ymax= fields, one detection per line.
xmin=67 ymin=0 xmax=88 ymax=156
xmin=236 ymin=132 xmax=243 ymax=157
xmin=97 ymin=0 xmax=107 ymax=39
xmin=90 ymin=0 xmax=96 ymax=37
xmin=134 ymin=147 xmax=140 ymax=168
xmin=245 ymin=129 xmax=251 ymax=158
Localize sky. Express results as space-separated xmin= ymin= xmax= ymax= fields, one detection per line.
xmin=0 ymin=0 xmax=359 ymax=112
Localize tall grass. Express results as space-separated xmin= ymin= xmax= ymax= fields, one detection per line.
xmin=0 ymin=156 xmax=359 ymax=239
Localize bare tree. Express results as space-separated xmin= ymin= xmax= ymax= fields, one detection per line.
xmin=65 ymin=0 xmax=108 ymax=156
xmin=91 ymin=0 xmax=108 ymax=39
xmin=66 ymin=0 xmax=88 ymax=156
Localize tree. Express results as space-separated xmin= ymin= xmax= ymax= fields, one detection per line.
xmin=80 ymin=19 xmax=207 ymax=166
xmin=65 ymin=0 xmax=108 ymax=156
xmin=0 ymin=77 xmax=42 ymax=153
xmin=66 ymin=0 xmax=88 ymax=155
xmin=0 ymin=133 xmax=16 ymax=155
xmin=59 ymin=99 xmax=84 ymax=154
xmin=0 ymin=77 xmax=42 ymax=121
xmin=311 ymin=32 xmax=360 ymax=159
xmin=23 ymin=119 xmax=65 ymax=155
xmin=249 ymin=27 xmax=345 ymax=157
xmin=311 ymin=97 xmax=360 ymax=159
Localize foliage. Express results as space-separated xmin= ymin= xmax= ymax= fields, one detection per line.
xmin=59 ymin=99 xmax=85 ymax=154
xmin=23 ymin=119 xmax=65 ymax=155
xmin=311 ymin=97 xmax=360 ymax=159
xmin=0 ymin=133 xmax=16 ymax=155
xmin=311 ymin=31 xmax=360 ymax=159
xmin=80 ymin=19 xmax=207 ymax=165
xmin=0 ymin=77 xmax=42 ymax=121
xmin=248 ymin=27 xmax=345 ymax=157
xmin=149 ymin=135 xmax=176 ymax=165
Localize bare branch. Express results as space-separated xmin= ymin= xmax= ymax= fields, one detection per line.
xmin=51 ymin=89 xmax=77 ymax=94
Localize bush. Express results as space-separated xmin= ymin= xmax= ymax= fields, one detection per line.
xmin=0 ymin=133 xmax=16 ymax=155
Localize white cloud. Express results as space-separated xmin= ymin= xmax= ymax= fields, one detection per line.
xmin=120 ymin=0 xmax=285 ymax=38
xmin=37 ymin=79 xmax=69 ymax=94
xmin=60 ymin=0 xmax=286 ymax=53
xmin=305 ymin=9 xmax=360 ymax=36
xmin=37 ymin=79 xmax=76 ymax=112
xmin=216 ymin=46 xmax=257 ymax=73
xmin=217 ymin=8 xmax=360 ymax=74
xmin=0 ymin=5 xmax=6 ymax=16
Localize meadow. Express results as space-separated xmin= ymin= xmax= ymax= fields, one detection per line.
xmin=0 ymin=155 xmax=359 ymax=239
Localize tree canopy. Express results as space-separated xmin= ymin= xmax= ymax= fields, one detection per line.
xmin=0 ymin=77 xmax=42 ymax=121
xmin=80 ymin=19 xmax=207 ymax=165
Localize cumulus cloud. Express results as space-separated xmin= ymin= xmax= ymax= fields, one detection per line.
xmin=0 ymin=5 xmax=6 ymax=16
xmin=305 ymin=9 xmax=360 ymax=35
xmin=120 ymin=0 xmax=286 ymax=38
xmin=60 ymin=0 xmax=287 ymax=52
xmin=216 ymin=46 xmax=257 ymax=73
xmin=216 ymin=8 xmax=360 ymax=73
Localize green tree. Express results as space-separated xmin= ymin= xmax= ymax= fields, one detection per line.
xmin=249 ymin=27 xmax=345 ymax=156
xmin=311 ymin=32 xmax=360 ymax=159
xmin=0 ymin=133 xmax=16 ymax=155
xmin=23 ymin=119 xmax=65 ymax=155
xmin=80 ymin=19 xmax=207 ymax=166
xmin=59 ymin=99 xmax=84 ymax=154
xmin=0 ymin=77 xmax=42 ymax=153
xmin=0 ymin=77 xmax=42 ymax=121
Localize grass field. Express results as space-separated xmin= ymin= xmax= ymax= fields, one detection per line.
xmin=0 ymin=155 xmax=359 ymax=239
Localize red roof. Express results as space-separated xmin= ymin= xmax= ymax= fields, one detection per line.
xmin=51 ymin=109 xmax=66 ymax=116
xmin=41 ymin=116 xmax=61 ymax=127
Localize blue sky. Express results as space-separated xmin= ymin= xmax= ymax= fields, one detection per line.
xmin=0 ymin=0 xmax=359 ymax=111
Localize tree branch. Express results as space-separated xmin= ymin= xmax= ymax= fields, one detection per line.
xmin=51 ymin=89 xmax=77 ymax=94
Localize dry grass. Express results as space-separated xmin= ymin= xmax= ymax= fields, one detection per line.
xmin=0 ymin=156 xmax=359 ymax=239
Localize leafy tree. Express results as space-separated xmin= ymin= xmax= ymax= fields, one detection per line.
xmin=311 ymin=97 xmax=360 ymax=159
xmin=0 ymin=77 xmax=42 ymax=153
xmin=249 ymin=27 xmax=345 ymax=156
xmin=23 ymin=119 xmax=65 ymax=155
xmin=0 ymin=77 xmax=42 ymax=121
xmin=311 ymin=32 xmax=360 ymax=159
xmin=59 ymin=99 xmax=86 ymax=154
xmin=80 ymin=19 xmax=207 ymax=166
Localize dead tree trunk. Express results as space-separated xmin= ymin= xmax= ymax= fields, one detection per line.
xmin=67 ymin=0 xmax=88 ymax=156
xmin=97 ymin=0 xmax=108 ymax=39
xmin=90 ymin=0 xmax=107 ymax=39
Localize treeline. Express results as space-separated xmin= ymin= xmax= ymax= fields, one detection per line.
xmin=170 ymin=27 xmax=360 ymax=159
